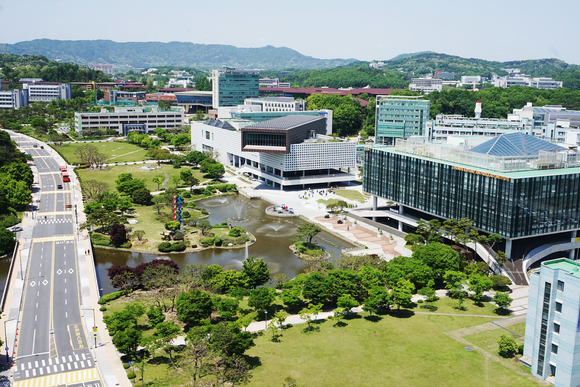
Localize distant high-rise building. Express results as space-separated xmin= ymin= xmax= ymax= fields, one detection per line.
xmin=212 ymin=68 xmax=259 ymax=108
xmin=434 ymin=71 xmax=455 ymax=79
xmin=375 ymin=95 xmax=430 ymax=144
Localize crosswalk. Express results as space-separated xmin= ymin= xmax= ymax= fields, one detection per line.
xmin=32 ymin=235 xmax=75 ymax=243
xmin=37 ymin=218 xmax=73 ymax=225
xmin=36 ymin=211 xmax=72 ymax=216
xmin=14 ymin=367 xmax=99 ymax=387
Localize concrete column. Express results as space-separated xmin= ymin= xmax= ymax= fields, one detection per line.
xmin=348 ymin=167 xmax=350 ymax=173
xmin=570 ymin=230 xmax=578 ymax=260
xmin=328 ymin=169 xmax=330 ymax=176
xmin=399 ymin=205 xmax=404 ymax=215
xmin=303 ymin=170 xmax=305 ymax=177
xmin=398 ymin=221 xmax=403 ymax=232
xmin=280 ymin=184 xmax=283 ymax=191
xmin=505 ymin=239 xmax=513 ymax=261
xmin=372 ymin=195 xmax=378 ymax=211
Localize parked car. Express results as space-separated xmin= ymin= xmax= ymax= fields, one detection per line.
xmin=9 ymin=226 xmax=23 ymax=232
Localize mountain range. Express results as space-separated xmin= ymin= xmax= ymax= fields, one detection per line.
xmin=0 ymin=39 xmax=356 ymax=70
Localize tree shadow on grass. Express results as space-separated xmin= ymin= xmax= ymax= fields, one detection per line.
xmin=495 ymin=307 xmax=511 ymax=316
xmin=333 ymin=320 xmax=348 ymax=328
xmin=420 ymin=304 xmax=439 ymax=312
xmin=363 ymin=315 xmax=383 ymax=323
xmin=301 ymin=325 xmax=320 ymax=334
xmin=344 ymin=313 xmax=362 ymax=321
xmin=387 ymin=309 xmax=415 ymax=319
xmin=243 ymin=355 xmax=262 ymax=369
xmin=148 ymin=355 xmax=173 ymax=366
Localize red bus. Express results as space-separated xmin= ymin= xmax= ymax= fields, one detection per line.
xmin=62 ymin=172 xmax=70 ymax=182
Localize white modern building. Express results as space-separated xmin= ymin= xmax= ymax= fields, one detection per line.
xmin=191 ymin=115 xmax=356 ymax=190
xmin=23 ymin=82 xmax=71 ymax=102
xmin=0 ymin=89 xmax=28 ymax=109
xmin=408 ymin=77 xmax=443 ymax=94
xmin=243 ymin=97 xmax=305 ymax=112
xmin=74 ymin=106 xmax=184 ymax=135
xmin=492 ymin=75 xmax=563 ymax=90
xmin=524 ymin=258 xmax=580 ymax=386
xmin=259 ymin=78 xmax=290 ymax=88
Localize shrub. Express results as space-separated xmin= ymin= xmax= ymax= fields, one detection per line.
xmin=173 ymin=231 xmax=185 ymax=240
xmin=201 ymin=237 xmax=214 ymax=246
xmin=490 ymin=275 xmax=512 ymax=291
xmin=182 ymin=191 xmax=191 ymax=198
xmin=187 ymin=202 xmax=197 ymax=208
xmin=98 ymin=290 xmax=130 ymax=304
xmin=518 ymin=345 xmax=524 ymax=355
xmin=158 ymin=242 xmax=172 ymax=252
xmin=172 ymin=161 xmax=181 ymax=168
xmin=214 ymin=237 xmax=223 ymax=246
xmin=91 ymin=233 xmax=111 ymax=246
xmin=193 ymin=188 xmax=204 ymax=195
xmin=235 ymin=235 xmax=249 ymax=245
xmin=120 ymin=241 xmax=132 ymax=249
xmin=127 ymin=372 xmax=136 ymax=379
xmin=171 ymin=241 xmax=186 ymax=252
xmin=229 ymin=226 xmax=244 ymax=237
xmin=223 ymin=238 xmax=235 ymax=246
xmin=498 ymin=334 xmax=518 ymax=358
xmin=182 ymin=211 xmax=191 ymax=218
xmin=221 ymin=221 xmax=228 ymax=226
xmin=417 ymin=299 xmax=424 ymax=304
xmin=201 ymin=209 xmax=209 ymax=215
xmin=123 ymin=363 xmax=130 ymax=369
xmin=100 ymin=306 xmax=107 ymax=311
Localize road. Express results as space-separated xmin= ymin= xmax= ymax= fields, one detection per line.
xmin=8 ymin=134 xmax=102 ymax=387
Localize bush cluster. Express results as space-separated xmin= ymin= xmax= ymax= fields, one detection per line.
xmin=91 ymin=233 xmax=111 ymax=246
xmin=98 ymin=289 xmax=130 ymax=305
xmin=157 ymin=241 xmax=187 ymax=252
xmin=228 ymin=226 xmax=244 ymax=237
xmin=200 ymin=237 xmax=215 ymax=247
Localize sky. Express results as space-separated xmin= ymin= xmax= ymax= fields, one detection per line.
xmin=1 ymin=0 xmax=580 ymax=64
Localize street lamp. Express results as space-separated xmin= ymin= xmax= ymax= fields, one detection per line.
xmin=264 ymin=310 xmax=268 ymax=330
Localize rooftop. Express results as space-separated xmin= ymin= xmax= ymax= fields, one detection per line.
xmin=243 ymin=115 xmax=323 ymax=131
xmin=247 ymin=97 xmax=294 ymax=102
xmin=469 ymin=133 xmax=565 ymax=157
xmin=542 ymin=258 xmax=580 ymax=279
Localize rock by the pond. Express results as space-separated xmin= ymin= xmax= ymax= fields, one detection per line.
xmin=128 ymin=219 xmax=139 ymax=224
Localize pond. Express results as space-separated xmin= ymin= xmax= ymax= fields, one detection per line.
xmin=94 ymin=195 xmax=355 ymax=295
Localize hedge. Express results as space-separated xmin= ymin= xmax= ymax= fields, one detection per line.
xmin=201 ymin=237 xmax=214 ymax=246
xmin=98 ymin=289 xmax=131 ymax=305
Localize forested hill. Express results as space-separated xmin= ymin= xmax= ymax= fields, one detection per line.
xmin=0 ymin=53 xmax=111 ymax=83
xmin=0 ymin=39 xmax=356 ymax=70
xmin=373 ymin=52 xmax=579 ymax=78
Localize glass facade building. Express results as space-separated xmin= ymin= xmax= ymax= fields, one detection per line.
xmin=375 ymin=95 xmax=430 ymax=145
xmin=363 ymin=138 xmax=580 ymax=240
xmin=212 ymin=69 xmax=259 ymax=108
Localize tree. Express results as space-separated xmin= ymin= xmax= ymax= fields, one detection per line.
xmin=492 ymin=292 xmax=513 ymax=311
xmin=280 ymin=288 xmax=302 ymax=309
xmin=444 ymin=271 xmax=467 ymax=308
xmin=83 ymin=180 xmax=109 ymax=200
xmin=171 ymin=175 xmax=181 ymax=188
xmin=113 ymin=326 xmax=142 ymax=356
xmin=186 ymin=150 xmax=207 ymax=167
xmin=110 ymin=223 xmax=128 ymax=246
xmin=132 ymin=187 xmax=152 ymax=205
xmin=172 ymin=133 xmax=191 ymax=150
xmin=299 ymin=303 xmax=323 ymax=331
xmin=212 ymin=297 xmax=240 ymax=321
xmin=0 ymin=229 xmax=16 ymax=256
xmin=193 ymin=74 xmax=212 ymax=91
xmin=337 ymin=294 xmax=359 ymax=311
xmin=164 ymin=220 xmax=181 ymax=231
xmin=109 ymin=267 xmax=138 ymax=296
xmin=247 ymin=287 xmax=276 ymax=313
xmin=117 ymin=196 xmax=133 ymax=214
xmin=206 ymin=162 xmax=225 ymax=179
xmin=302 ymin=272 xmax=332 ymax=304
xmin=176 ymin=289 xmax=214 ymax=325
xmin=296 ymin=223 xmax=322 ymax=245
xmin=152 ymin=174 xmax=165 ymax=191
xmin=133 ymin=230 xmax=145 ymax=241
xmin=468 ymin=273 xmax=493 ymax=302
xmin=116 ymin=174 xmax=146 ymax=195
xmin=198 ymin=220 xmax=212 ymax=236
xmin=209 ymin=321 xmax=255 ymax=357
xmin=146 ymin=305 xmax=165 ymax=327
xmin=104 ymin=303 xmax=145 ymax=335
xmin=413 ymin=242 xmax=462 ymax=278
xmin=390 ymin=279 xmax=415 ymax=309
xmin=498 ymin=334 xmax=518 ymax=358
xmin=496 ymin=250 xmax=508 ymax=266
xmin=415 ymin=219 xmax=443 ymax=243
xmin=241 ymin=257 xmax=270 ymax=289
xmin=152 ymin=196 xmax=165 ymax=214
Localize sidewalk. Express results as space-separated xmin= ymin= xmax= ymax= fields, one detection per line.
xmin=48 ymin=145 xmax=131 ymax=387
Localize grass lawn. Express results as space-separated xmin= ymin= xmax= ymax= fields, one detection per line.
xmin=245 ymin=314 xmax=539 ymax=387
xmin=335 ymin=189 xmax=368 ymax=203
xmin=76 ymin=164 xmax=206 ymax=192
xmin=58 ymin=141 xmax=147 ymax=164
xmin=463 ymin=322 xmax=530 ymax=373
xmin=409 ymin=297 xmax=509 ymax=317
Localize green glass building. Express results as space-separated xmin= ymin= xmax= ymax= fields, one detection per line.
xmin=363 ymin=133 xmax=580 ymax=259
xmin=212 ymin=68 xmax=259 ymax=108
xmin=375 ymin=95 xmax=430 ymax=145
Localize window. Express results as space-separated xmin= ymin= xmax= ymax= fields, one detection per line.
xmin=551 ymin=344 xmax=558 ymax=354
xmin=557 ymin=280 xmax=564 ymax=292
xmin=555 ymin=302 xmax=562 ymax=313
xmin=554 ymin=323 xmax=560 ymax=334
xmin=205 ymin=131 xmax=211 ymax=140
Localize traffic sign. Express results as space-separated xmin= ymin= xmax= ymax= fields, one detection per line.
xmin=93 ymin=327 xmax=98 ymax=338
